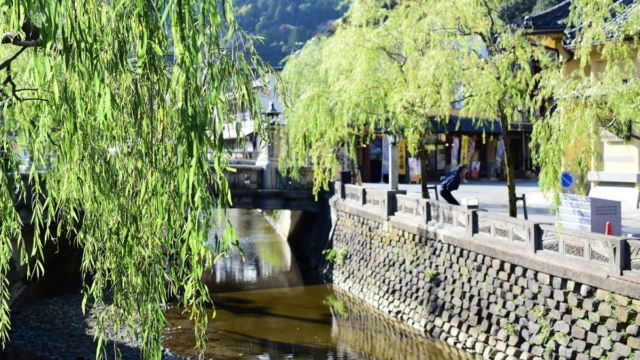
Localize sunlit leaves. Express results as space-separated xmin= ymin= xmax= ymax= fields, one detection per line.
xmin=0 ymin=0 xmax=272 ymax=358
xmin=532 ymin=0 xmax=640 ymax=198
xmin=281 ymin=0 xmax=549 ymax=215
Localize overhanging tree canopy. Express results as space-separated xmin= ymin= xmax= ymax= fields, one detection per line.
xmin=531 ymin=0 xmax=640 ymax=199
xmin=0 ymin=0 xmax=272 ymax=358
xmin=281 ymin=0 xmax=554 ymax=216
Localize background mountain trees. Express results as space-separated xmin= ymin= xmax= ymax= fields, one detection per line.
xmin=230 ymin=0 xmax=564 ymax=65
xmin=233 ymin=0 xmax=345 ymax=65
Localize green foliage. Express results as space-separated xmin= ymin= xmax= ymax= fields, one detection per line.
xmin=544 ymin=340 xmax=556 ymax=357
xmin=322 ymin=246 xmax=348 ymax=265
xmin=539 ymin=322 xmax=553 ymax=343
xmin=532 ymin=1 xmax=640 ymax=201
xmin=323 ymin=294 xmax=349 ymax=318
xmin=0 ymin=1 xmax=274 ymax=358
xmin=425 ymin=268 xmax=437 ymax=281
xmin=281 ymin=0 xmax=555 ymax=217
xmin=505 ymin=322 xmax=518 ymax=336
xmin=232 ymin=0 xmax=346 ymax=65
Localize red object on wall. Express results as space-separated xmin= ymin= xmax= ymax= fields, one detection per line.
xmin=605 ymin=222 xmax=613 ymax=236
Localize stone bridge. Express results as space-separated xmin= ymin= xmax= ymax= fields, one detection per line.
xmin=223 ymin=163 xmax=321 ymax=213
xmin=6 ymin=160 xmax=321 ymax=307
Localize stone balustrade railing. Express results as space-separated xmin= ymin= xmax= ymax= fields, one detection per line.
xmin=428 ymin=200 xmax=469 ymax=232
xmin=473 ymin=211 xmax=537 ymax=252
xmin=333 ymin=181 xmax=639 ymax=282
xmin=539 ymin=224 xmax=624 ymax=275
xmin=394 ymin=195 xmax=428 ymax=223
xmin=224 ymin=165 xmax=262 ymax=190
xmin=277 ymin=166 xmax=314 ymax=190
xmin=223 ymin=165 xmax=314 ymax=191
xmin=344 ymin=184 xmax=366 ymax=205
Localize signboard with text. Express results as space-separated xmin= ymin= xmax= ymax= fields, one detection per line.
xmin=398 ymin=139 xmax=406 ymax=175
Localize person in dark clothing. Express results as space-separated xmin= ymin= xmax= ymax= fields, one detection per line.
xmin=440 ymin=165 xmax=468 ymax=205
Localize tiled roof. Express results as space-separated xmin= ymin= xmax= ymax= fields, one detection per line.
xmin=564 ymin=0 xmax=637 ymax=47
xmin=524 ymin=0 xmax=637 ymax=35
xmin=523 ymin=1 xmax=571 ymax=32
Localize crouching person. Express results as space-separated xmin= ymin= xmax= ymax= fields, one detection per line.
xmin=440 ymin=165 xmax=467 ymax=205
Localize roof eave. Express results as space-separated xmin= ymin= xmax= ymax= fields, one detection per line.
xmin=525 ymin=28 xmax=567 ymax=36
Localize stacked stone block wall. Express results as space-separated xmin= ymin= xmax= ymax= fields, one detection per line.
xmin=328 ymin=286 xmax=478 ymax=359
xmin=322 ymin=206 xmax=640 ymax=360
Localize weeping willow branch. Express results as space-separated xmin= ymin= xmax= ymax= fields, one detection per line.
xmin=0 ymin=47 xmax=27 ymax=71
xmin=0 ymin=1 xmax=275 ymax=358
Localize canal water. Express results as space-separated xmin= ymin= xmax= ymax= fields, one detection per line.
xmin=163 ymin=209 xmax=468 ymax=360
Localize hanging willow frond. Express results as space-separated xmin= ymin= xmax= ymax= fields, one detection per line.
xmin=0 ymin=1 xmax=275 ymax=358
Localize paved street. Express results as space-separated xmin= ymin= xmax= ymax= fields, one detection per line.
xmin=363 ymin=179 xmax=640 ymax=235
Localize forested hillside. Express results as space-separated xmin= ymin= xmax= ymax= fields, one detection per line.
xmin=233 ymin=0 xmax=345 ymax=65
xmin=233 ymin=0 xmax=564 ymax=66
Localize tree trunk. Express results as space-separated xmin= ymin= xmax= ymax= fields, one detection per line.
xmin=500 ymin=110 xmax=517 ymax=217
xmin=419 ymin=146 xmax=430 ymax=199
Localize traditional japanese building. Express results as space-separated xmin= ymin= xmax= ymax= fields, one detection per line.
xmin=525 ymin=1 xmax=640 ymax=209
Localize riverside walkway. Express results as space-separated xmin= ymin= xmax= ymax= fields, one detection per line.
xmin=363 ymin=179 xmax=640 ymax=235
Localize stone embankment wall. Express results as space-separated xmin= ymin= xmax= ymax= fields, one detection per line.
xmin=321 ymin=182 xmax=640 ymax=360
xmin=328 ymin=286 xmax=478 ymax=359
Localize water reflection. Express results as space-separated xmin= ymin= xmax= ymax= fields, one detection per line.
xmin=205 ymin=234 xmax=292 ymax=285
xmin=164 ymin=209 xmax=469 ymax=360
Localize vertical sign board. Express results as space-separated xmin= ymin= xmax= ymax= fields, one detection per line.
xmin=409 ymin=158 xmax=420 ymax=182
xmin=590 ymin=198 xmax=621 ymax=236
xmin=398 ymin=139 xmax=406 ymax=175
xmin=451 ymin=136 xmax=460 ymax=170
xmin=467 ymin=137 xmax=475 ymax=164
xmin=495 ymin=138 xmax=505 ymax=170
xmin=470 ymin=161 xmax=481 ymax=179
xmin=460 ymin=135 xmax=469 ymax=166
xmin=382 ymin=135 xmax=389 ymax=175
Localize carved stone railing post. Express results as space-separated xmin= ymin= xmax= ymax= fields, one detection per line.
xmin=531 ymin=223 xmax=542 ymax=254
xmin=468 ymin=210 xmax=479 ymax=237
xmin=335 ymin=181 xmax=344 ymax=200
xmin=386 ymin=190 xmax=406 ymax=218
xmin=622 ymin=239 xmax=640 ymax=280
xmin=418 ymin=199 xmax=429 ymax=224
xmin=609 ymin=237 xmax=625 ymax=276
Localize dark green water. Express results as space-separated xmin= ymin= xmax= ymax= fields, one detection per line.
xmin=163 ymin=210 xmax=469 ymax=360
